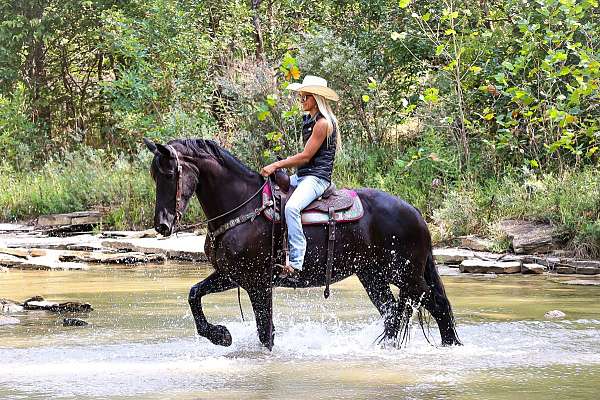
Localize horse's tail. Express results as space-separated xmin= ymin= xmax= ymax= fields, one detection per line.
xmin=423 ymin=250 xmax=461 ymax=345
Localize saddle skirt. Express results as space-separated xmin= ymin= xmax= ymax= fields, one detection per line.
xmin=262 ymin=183 xmax=364 ymax=225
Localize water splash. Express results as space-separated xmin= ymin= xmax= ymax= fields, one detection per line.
xmin=1 ymin=316 xmax=599 ymax=399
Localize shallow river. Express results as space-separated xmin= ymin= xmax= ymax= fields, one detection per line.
xmin=1 ymin=263 xmax=599 ymax=399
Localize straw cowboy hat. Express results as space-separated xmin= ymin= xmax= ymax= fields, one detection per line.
xmin=286 ymin=75 xmax=339 ymax=102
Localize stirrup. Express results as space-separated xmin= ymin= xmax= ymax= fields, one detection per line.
xmin=275 ymin=264 xmax=298 ymax=279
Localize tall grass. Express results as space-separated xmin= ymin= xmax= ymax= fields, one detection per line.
xmin=1 ymin=144 xmax=598 ymax=257
xmin=0 ymin=149 xmax=203 ymax=229
xmin=432 ymin=168 xmax=600 ymax=257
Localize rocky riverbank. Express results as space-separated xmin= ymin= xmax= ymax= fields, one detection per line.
xmin=0 ymin=224 xmax=206 ymax=270
xmin=1 ymin=221 xmax=599 ymax=280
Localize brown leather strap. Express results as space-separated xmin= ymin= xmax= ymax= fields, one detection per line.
xmin=279 ymin=194 xmax=288 ymax=265
xmin=209 ymin=200 xmax=273 ymax=238
xmin=324 ymin=207 xmax=336 ymax=299
xmin=267 ymin=178 xmax=275 ymax=349
xmin=166 ymin=144 xmax=183 ymax=228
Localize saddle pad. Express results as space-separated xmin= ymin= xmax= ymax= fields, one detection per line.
xmin=262 ymin=185 xmax=364 ymax=225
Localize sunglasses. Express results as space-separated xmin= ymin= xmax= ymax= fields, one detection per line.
xmin=300 ymin=94 xmax=313 ymax=102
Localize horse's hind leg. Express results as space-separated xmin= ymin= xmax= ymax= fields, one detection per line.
xmin=188 ymin=271 xmax=237 ymax=346
xmin=388 ymin=255 xmax=432 ymax=347
xmin=356 ymin=269 xmax=402 ymax=343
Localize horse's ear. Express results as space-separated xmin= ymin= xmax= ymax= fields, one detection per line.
xmin=143 ymin=138 xmax=158 ymax=154
xmin=155 ymin=143 xmax=173 ymax=158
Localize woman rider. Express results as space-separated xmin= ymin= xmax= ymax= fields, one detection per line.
xmin=260 ymin=75 xmax=340 ymax=278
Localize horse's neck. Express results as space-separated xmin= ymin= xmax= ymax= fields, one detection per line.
xmin=193 ymin=159 xmax=263 ymax=227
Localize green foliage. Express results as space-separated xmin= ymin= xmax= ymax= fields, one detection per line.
xmin=0 ymin=83 xmax=39 ymax=168
xmin=100 ymin=0 xmax=217 ymax=148
xmin=399 ymin=0 xmax=599 ymax=172
xmin=298 ymin=29 xmax=402 ymax=144
xmin=334 ymin=128 xmax=459 ymax=213
xmin=0 ymin=0 xmax=598 ymax=254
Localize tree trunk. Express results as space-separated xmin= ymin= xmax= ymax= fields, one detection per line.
xmin=251 ymin=0 xmax=265 ymax=61
xmin=24 ymin=1 xmax=52 ymax=141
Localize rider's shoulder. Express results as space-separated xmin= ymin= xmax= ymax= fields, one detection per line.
xmin=314 ymin=117 xmax=328 ymax=128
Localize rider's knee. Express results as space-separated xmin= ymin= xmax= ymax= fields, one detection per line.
xmin=284 ymin=201 xmax=301 ymax=219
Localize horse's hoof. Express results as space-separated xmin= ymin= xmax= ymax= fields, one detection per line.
xmin=259 ymin=331 xmax=275 ymax=351
xmin=261 ymin=339 xmax=273 ymax=351
xmin=207 ymin=324 xmax=232 ymax=347
xmin=441 ymin=338 xmax=462 ymax=346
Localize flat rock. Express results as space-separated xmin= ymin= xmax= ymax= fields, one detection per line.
xmin=521 ymin=263 xmax=547 ymax=274
xmin=437 ymin=265 xmax=462 ymax=276
xmin=570 ymin=260 xmax=600 ymax=269
xmin=575 ymin=266 xmax=600 ymax=275
xmin=497 ymin=219 xmax=559 ymax=254
xmin=476 ymin=252 xmax=524 ymax=262
xmin=23 ymin=297 xmax=93 ymax=312
xmin=2 ymin=257 xmax=88 ymax=270
xmin=458 ymin=235 xmax=495 ymax=252
xmin=0 ymin=223 xmax=34 ymax=232
xmin=0 ymin=247 xmax=48 ymax=258
xmin=1 ymin=299 xmax=24 ymax=313
xmin=58 ymin=250 xmax=165 ymax=264
xmin=433 ymin=248 xmax=475 ymax=265
xmin=0 ymin=315 xmax=20 ymax=325
xmin=459 ymin=259 xmax=522 ymax=274
xmin=522 ymin=256 xmax=562 ymax=268
xmin=561 ymin=279 xmax=600 ymax=286
xmin=63 ymin=318 xmax=89 ymax=327
xmin=102 ymin=233 xmax=206 ymax=261
xmin=101 ymin=229 xmax=158 ymax=239
xmin=1 ymin=232 xmax=207 ymax=262
xmin=544 ymin=310 xmax=566 ymax=319
xmin=555 ymin=265 xmax=576 ymax=274
xmin=37 ymin=211 xmax=102 ymax=227
xmin=0 ymin=234 xmax=102 ymax=251
xmin=0 ymin=253 xmax=25 ymax=266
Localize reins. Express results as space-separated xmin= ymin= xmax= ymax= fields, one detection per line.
xmin=165 ymin=144 xmax=270 ymax=235
xmin=173 ymin=179 xmax=269 ymax=234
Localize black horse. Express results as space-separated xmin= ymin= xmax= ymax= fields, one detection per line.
xmin=145 ymin=138 xmax=461 ymax=350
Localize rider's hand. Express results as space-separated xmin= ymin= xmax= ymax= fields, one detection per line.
xmin=260 ymin=162 xmax=278 ymax=177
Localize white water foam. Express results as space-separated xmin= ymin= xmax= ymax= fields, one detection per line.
xmin=1 ymin=316 xmax=599 ymax=398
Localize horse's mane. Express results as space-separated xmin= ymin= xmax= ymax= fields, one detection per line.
xmin=171 ymin=138 xmax=260 ymax=179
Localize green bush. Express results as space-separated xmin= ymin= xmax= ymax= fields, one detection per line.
xmin=0 ymin=83 xmax=40 ymax=168
xmin=431 ymin=167 xmax=600 ymax=257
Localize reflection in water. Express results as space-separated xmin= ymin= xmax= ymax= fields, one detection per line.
xmin=1 ymin=262 xmax=599 ymax=399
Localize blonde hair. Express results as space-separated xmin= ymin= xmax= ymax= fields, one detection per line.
xmin=313 ymin=94 xmax=342 ymax=151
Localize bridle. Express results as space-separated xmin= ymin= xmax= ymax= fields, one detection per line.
xmin=162 ymin=144 xmax=271 ymax=237
xmin=165 ymin=145 xmax=185 ymax=228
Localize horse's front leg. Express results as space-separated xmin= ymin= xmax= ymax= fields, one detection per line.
xmin=188 ymin=271 xmax=237 ymax=346
xmin=247 ymin=285 xmax=274 ymax=350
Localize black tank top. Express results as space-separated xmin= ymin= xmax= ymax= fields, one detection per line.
xmin=296 ymin=112 xmax=336 ymax=183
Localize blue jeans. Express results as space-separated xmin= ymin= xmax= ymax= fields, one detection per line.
xmin=285 ymin=174 xmax=330 ymax=270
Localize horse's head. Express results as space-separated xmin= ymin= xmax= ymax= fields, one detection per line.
xmin=144 ymin=138 xmax=198 ymax=236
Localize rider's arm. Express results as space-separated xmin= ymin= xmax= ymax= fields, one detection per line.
xmin=260 ymin=119 xmax=328 ymax=175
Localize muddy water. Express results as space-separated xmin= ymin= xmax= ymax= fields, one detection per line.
xmin=1 ymin=263 xmax=599 ymax=399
